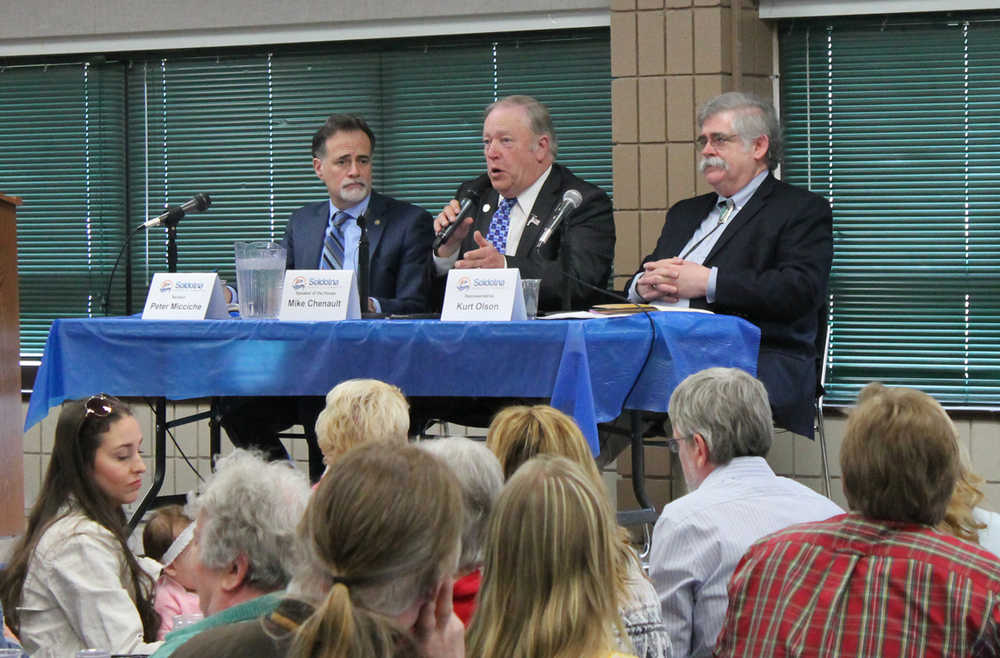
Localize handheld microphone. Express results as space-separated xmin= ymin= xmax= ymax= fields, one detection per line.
xmin=536 ymin=189 xmax=583 ymax=250
xmin=432 ymin=182 xmax=486 ymax=256
xmin=142 ymin=193 xmax=212 ymax=229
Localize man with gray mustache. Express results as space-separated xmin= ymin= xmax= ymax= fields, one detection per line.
xmin=626 ymin=91 xmax=832 ymax=439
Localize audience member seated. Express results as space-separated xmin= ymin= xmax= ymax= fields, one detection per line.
xmin=152 ymin=449 xmax=311 ymax=657
xmin=418 ymin=436 xmax=505 ymax=626
xmin=715 ymin=382 xmax=1000 ymax=656
xmin=486 ymin=405 xmax=670 ymax=658
xmin=170 ymin=442 xmax=466 ymax=658
xmin=0 ymin=395 xmax=162 ymax=657
xmin=142 ymin=505 xmax=202 ymax=639
xmin=648 ymin=367 xmax=842 ymax=658
xmin=313 ymin=378 xmax=410 ymax=483
xmin=468 ymin=455 xmax=640 ymax=658
xmin=941 ymin=446 xmax=1000 ymax=558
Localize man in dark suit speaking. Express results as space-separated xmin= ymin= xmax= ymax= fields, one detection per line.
xmin=221 ymin=114 xmax=433 ymax=477
xmin=431 ymin=95 xmax=615 ymax=311
xmin=627 ymin=92 xmax=833 ymax=437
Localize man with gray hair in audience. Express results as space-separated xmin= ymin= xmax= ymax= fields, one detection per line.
xmin=649 ymin=367 xmax=842 ymax=657
xmin=150 ymin=449 xmax=312 ymax=657
xmin=418 ymin=437 xmax=505 ymax=626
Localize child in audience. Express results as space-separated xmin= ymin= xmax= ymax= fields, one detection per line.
xmin=143 ymin=505 xmax=202 ymax=639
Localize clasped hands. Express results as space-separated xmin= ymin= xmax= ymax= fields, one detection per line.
xmin=433 ymin=200 xmax=506 ymax=269
xmin=636 ymin=257 xmax=710 ymax=303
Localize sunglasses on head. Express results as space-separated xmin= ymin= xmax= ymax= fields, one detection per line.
xmin=84 ymin=394 xmax=113 ymax=418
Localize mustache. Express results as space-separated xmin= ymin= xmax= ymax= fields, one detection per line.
xmin=699 ymin=156 xmax=727 ymax=173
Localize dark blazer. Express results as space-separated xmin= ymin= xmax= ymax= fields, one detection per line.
xmin=634 ymin=173 xmax=833 ymax=436
xmin=281 ymin=190 xmax=434 ymax=315
xmin=433 ymin=163 xmax=615 ymax=311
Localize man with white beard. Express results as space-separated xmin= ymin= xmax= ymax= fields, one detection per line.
xmin=648 ymin=367 xmax=842 ymax=657
xmin=626 ymin=92 xmax=832 ymax=439
xmin=220 ymin=114 xmax=433 ymax=479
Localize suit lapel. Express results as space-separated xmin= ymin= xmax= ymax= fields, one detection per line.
xmin=515 ymin=164 xmax=562 ymax=259
xmin=303 ymin=202 xmax=330 ymax=269
xmin=705 ymin=173 xmax=776 ymax=263
xmin=363 ymin=191 xmax=388 ymax=261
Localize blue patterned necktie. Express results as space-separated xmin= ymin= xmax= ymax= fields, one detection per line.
xmin=321 ymin=210 xmax=351 ymax=269
xmin=485 ymin=197 xmax=516 ymax=254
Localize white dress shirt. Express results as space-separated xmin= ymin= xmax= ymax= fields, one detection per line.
xmin=18 ymin=508 xmax=163 ymax=658
xmin=433 ymin=166 xmax=553 ymax=274
xmin=649 ymin=456 xmax=843 ymax=657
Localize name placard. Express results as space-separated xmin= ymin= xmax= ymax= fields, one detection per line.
xmin=441 ymin=268 xmax=526 ymax=322
xmin=142 ymin=273 xmax=229 ymax=320
xmin=278 ymin=270 xmax=360 ymax=321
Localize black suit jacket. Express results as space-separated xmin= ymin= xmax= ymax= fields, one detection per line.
xmin=433 ymin=163 xmax=615 ymax=311
xmin=281 ymin=190 xmax=434 ymax=315
xmin=634 ymin=173 xmax=833 ymax=436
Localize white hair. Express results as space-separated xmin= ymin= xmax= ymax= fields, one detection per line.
xmin=417 ymin=437 xmax=504 ymax=572
xmin=186 ymin=449 xmax=311 ymax=590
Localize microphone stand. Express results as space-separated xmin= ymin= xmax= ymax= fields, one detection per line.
xmin=356 ymin=212 xmax=374 ymax=317
xmin=560 ymin=225 xmax=573 ymax=311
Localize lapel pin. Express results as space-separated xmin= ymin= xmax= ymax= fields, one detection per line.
xmin=527 ymin=215 xmax=541 ymax=227
xmin=482 ymin=203 xmax=491 ymax=213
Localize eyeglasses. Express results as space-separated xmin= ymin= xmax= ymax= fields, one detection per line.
xmin=84 ymin=394 xmax=113 ymax=418
xmin=666 ymin=436 xmax=690 ymax=454
xmin=696 ymin=133 xmax=742 ymax=150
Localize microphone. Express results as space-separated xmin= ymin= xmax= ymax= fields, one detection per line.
xmin=143 ymin=193 xmax=212 ymax=229
xmin=536 ymin=189 xmax=583 ymax=250
xmin=432 ymin=182 xmax=487 ymax=256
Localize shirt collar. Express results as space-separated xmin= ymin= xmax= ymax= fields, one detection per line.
xmin=719 ymin=169 xmax=768 ymax=210
xmin=511 ymin=165 xmax=553 ymax=214
xmin=328 ymin=194 xmax=371 ymax=223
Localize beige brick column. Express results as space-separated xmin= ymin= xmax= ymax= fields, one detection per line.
xmin=608 ymin=0 xmax=774 ymax=511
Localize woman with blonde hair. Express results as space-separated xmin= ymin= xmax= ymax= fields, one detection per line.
xmin=313 ymin=378 xmax=409 ymax=475
xmin=469 ymin=455 xmax=637 ymax=658
xmin=486 ymin=405 xmax=670 ymax=658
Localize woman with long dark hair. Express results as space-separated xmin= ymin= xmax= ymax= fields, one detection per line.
xmin=0 ymin=395 xmax=161 ymax=657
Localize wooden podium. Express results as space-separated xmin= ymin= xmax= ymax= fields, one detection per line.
xmin=0 ymin=194 xmax=24 ymax=534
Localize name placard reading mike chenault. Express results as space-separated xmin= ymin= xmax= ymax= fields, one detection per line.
xmin=441 ymin=268 xmax=526 ymax=322
xmin=142 ymin=273 xmax=228 ymax=320
xmin=278 ymin=270 xmax=361 ymax=321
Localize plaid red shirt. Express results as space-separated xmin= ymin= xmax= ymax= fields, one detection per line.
xmin=714 ymin=512 xmax=1000 ymax=657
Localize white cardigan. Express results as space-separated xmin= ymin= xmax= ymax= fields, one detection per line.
xmin=17 ymin=509 xmax=163 ymax=658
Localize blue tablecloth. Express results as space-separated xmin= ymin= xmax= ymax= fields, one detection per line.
xmin=25 ymin=312 xmax=760 ymax=452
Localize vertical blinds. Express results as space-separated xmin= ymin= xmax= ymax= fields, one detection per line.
xmin=2 ymin=29 xmax=611 ymax=356
xmin=779 ymin=13 xmax=1000 ymax=406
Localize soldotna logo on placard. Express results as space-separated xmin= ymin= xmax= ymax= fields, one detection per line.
xmin=471 ymin=278 xmax=505 ymax=288
xmin=308 ymin=276 xmax=340 ymax=287
xmin=292 ymin=276 xmax=307 ymax=291
xmin=159 ymin=279 xmax=173 ymax=293
xmin=457 ymin=276 xmax=472 ymax=292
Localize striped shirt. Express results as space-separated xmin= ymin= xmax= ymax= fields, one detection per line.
xmin=715 ymin=513 xmax=1000 ymax=657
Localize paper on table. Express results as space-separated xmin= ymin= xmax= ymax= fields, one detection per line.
xmin=539 ymin=303 xmax=714 ymax=320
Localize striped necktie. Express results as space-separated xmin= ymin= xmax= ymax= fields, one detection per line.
xmin=321 ymin=211 xmax=351 ymax=270
xmin=484 ymin=197 xmax=516 ymax=254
